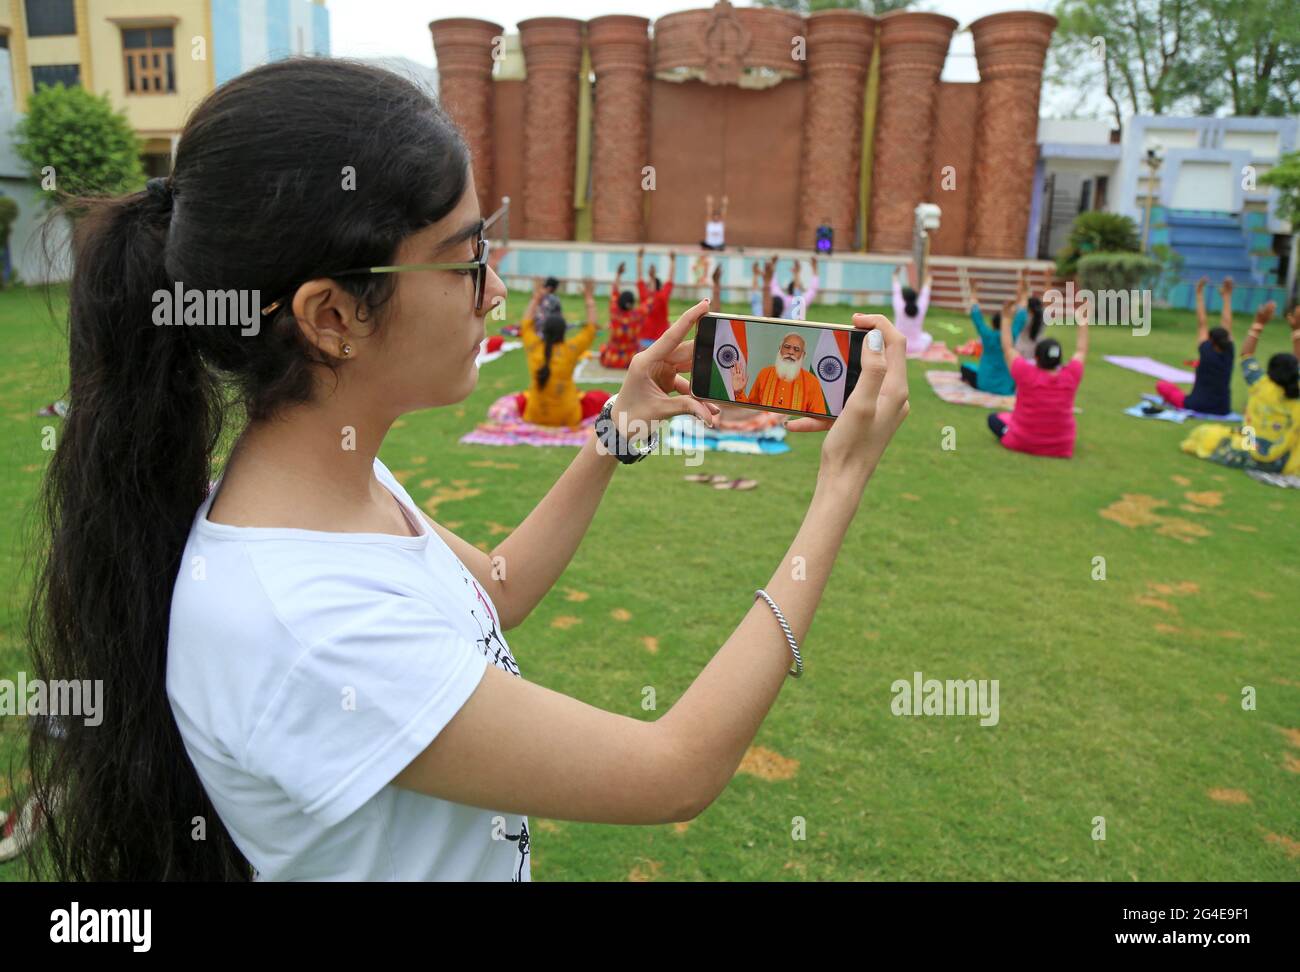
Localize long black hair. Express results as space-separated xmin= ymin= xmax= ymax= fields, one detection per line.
xmin=901 ymin=286 xmax=918 ymax=317
xmin=1026 ymin=296 xmax=1045 ymax=342
xmin=535 ymin=312 xmax=568 ymax=390
xmin=25 ymin=58 xmax=470 ymax=880
xmin=1268 ymin=353 xmax=1299 ymax=399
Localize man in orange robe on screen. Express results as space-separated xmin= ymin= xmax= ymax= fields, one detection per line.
xmin=730 ymin=333 xmax=827 ymax=414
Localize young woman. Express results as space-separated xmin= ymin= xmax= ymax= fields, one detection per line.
xmin=891 ymin=265 xmax=933 ymax=356
xmin=988 ymin=296 xmax=1089 ymax=458
xmin=636 ymin=246 xmax=676 ymax=349
xmin=701 ymin=193 xmax=728 ymax=250
xmin=516 ymin=276 xmax=609 ymax=427
xmin=26 ymin=58 xmax=911 ymax=881
xmin=1155 ymin=277 xmax=1235 ymax=416
xmin=599 ymin=261 xmax=645 ymax=369
xmin=962 ymin=279 xmax=1027 ymax=395
xmin=1010 ymin=272 xmax=1045 ymax=361
xmin=1181 ymin=301 xmax=1300 ymax=475
xmin=770 ymin=256 xmax=819 ymax=321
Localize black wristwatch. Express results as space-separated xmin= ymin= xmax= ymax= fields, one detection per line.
xmin=594 ymin=393 xmax=657 ymax=464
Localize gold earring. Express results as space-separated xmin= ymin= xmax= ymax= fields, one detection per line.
xmin=340 ymin=343 xmax=352 ymax=358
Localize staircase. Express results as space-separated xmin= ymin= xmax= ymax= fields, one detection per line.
xmin=1163 ymin=210 xmax=1252 ymax=285
xmin=925 ymin=260 xmax=1060 ymax=311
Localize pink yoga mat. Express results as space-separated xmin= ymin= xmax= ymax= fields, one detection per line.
xmin=1104 ymin=355 xmax=1196 ymax=384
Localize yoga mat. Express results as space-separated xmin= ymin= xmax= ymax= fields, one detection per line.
xmin=1104 ymin=355 xmax=1195 ymax=384
xmin=1246 ymin=469 xmax=1300 ymax=489
xmin=574 ymin=356 xmax=631 ymax=384
xmin=907 ymin=341 xmax=958 ymax=364
xmin=459 ymin=393 xmax=594 ymax=448
xmin=925 ymin=370 xmax=1016 ymax=411
xmin=1137 ymin=393 xmax=1241 ymax=423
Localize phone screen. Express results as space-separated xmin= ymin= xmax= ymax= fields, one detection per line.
xmin=691 ymin=313 xmax=864 ymax=420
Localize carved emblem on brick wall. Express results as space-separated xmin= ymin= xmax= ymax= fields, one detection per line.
xmin=700 ymin=1 xmax=752 ymax=86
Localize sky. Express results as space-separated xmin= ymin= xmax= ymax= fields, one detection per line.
xmin=327 ymin=0 xmax=1092 ymax=118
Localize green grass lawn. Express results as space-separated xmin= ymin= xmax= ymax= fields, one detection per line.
xmin=1 ymin=282 xmax=1297 ymax=881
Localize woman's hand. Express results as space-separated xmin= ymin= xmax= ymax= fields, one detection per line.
xmin=582 ymin=277 xmax=595 ymax=299
xmin=609 ymin=299 xmax=721 ymax=437
xmin=784 ymin=314 xmax=909 ymax=482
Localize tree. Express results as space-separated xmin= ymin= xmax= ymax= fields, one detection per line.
xmin=1050 ymin=0 xmax=1200 ymax=132
xmin=1185 ymin=0 xmax=1300 ymax=116
xmin=1048 ymin=0 xmax=1300 ymax=127
xmin=1259 ymin=151 xmax=1300 ymax=225
xmin=14 ymin=83 xmax=145 ymax=209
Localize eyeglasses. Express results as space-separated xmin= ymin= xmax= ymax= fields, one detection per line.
xmin=780 ymin=342 xmax=804 ymax=354
xmin=259 ymin=234 xmax=492 ymax=317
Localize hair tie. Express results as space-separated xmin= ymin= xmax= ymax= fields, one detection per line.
xmin=145 ymin=177 xmax=174 ymax=213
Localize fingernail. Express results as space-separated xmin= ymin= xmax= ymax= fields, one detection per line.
xmin=868 ymin=330 xmax=884 ymax=353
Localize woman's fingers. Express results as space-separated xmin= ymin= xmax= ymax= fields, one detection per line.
xmin=645 ymin=299 xmax=710 ymax=361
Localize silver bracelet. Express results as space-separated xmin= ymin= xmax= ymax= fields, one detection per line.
xmin=754 ymin=588 xmax=803 ymax=678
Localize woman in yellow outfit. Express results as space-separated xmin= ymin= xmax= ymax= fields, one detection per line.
xmin=1181 ymin=301 xmax=1300 ymax=475
xmin=515 ymin=276 xmax=611 ymax=427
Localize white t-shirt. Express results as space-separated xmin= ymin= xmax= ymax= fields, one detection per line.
xmin=166 ymin=457 xmax=530 ymax=881
xmin=705 ymin=219 xmax=725 ymax=246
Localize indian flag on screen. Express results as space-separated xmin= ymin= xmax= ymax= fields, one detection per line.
xmin=708 ymin=318 xmax=749 ymax=402
xmin=812 ymin=325 xmax=852 ymax=415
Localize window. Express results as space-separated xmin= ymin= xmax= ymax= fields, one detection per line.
xmin=0 ymin=34 xmax=9 ymax=50
xmin=1094 ymin=175 xmax=1109 ymax=211
xmin=123 ymin=27 xmax=175 ymax=94
xmin=32 ymin=64 xmax=80 ymax=90
xmin=25 ymin=0 xmax=77 ymax=37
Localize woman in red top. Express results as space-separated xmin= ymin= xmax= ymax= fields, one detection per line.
xmin=636 ymin=247 xmax=676 ymax=348
xmin=987 ymin=297 xmax=1090 ymax=458
xmin=600 ymin=261 xmax=646 ymax=369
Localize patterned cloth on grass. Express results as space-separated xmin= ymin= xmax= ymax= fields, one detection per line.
xmin=925 ymin=369 xmax=1016 ymax=411
xmin=664 ymin=412 xmax=790 ymax=455
xmin=459 ymin=393 xmax=594 ymax=448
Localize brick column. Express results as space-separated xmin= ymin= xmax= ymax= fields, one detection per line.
xmin=867 ymin=12 xmax=957 ymax=253
xmin=518 ymin=18 xmax=585 ymax=240
xmin=430 ymin=18 xmax=503 ymax=217
xmin=588 ymin=16 xmax=650 ymax=243
xmin=966 ymin=12 xmax=1057 ymax=258
xmin=796 ymin=10 xmax=876 ymax=250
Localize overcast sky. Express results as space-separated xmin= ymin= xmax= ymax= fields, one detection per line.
xmin=329 ymin=0 xmax=1093 ymax=118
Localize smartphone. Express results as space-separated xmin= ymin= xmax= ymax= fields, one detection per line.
xmin=691 ymin=312 xmax=865 ymax=420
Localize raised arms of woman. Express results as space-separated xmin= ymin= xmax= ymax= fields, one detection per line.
xmin=393 ymin=317 xmax=910 ymax=825
xmin=1195 ymin=276 xmax=1209 ymax=343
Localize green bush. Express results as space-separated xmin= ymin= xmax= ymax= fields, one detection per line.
xmin=1077 ymin=251 xmax=1162 ymax=292
xmin=1056 ymin=211 xmax=1141 ymax=278
xmin=13 ymin=83 xmax=144 ymax=210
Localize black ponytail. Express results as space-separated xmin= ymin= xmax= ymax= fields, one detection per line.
xmin=1027 ymin=296 xmax=1044 ymax=341
xmin=26 ymin=184 xmax=243 ymax=880
xmin=535 ymin=313 xmax=567 ymax=390
xmin=901 ymin=286 xmax=918 ymax=318
xmin=26 ymin=57 xmax=470 ymax=880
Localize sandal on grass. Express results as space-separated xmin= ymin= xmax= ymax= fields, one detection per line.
xmin=684 ymin=474 xmax=731 ymax=484
xmin=713 ymin=477 xmax=758 ymax=490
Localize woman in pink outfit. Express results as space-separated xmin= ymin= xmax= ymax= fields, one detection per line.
xmin=988 ymin=296 xmax=1090 ymax=458
xmin=891 ymin=266 xmax=933 ymax=356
